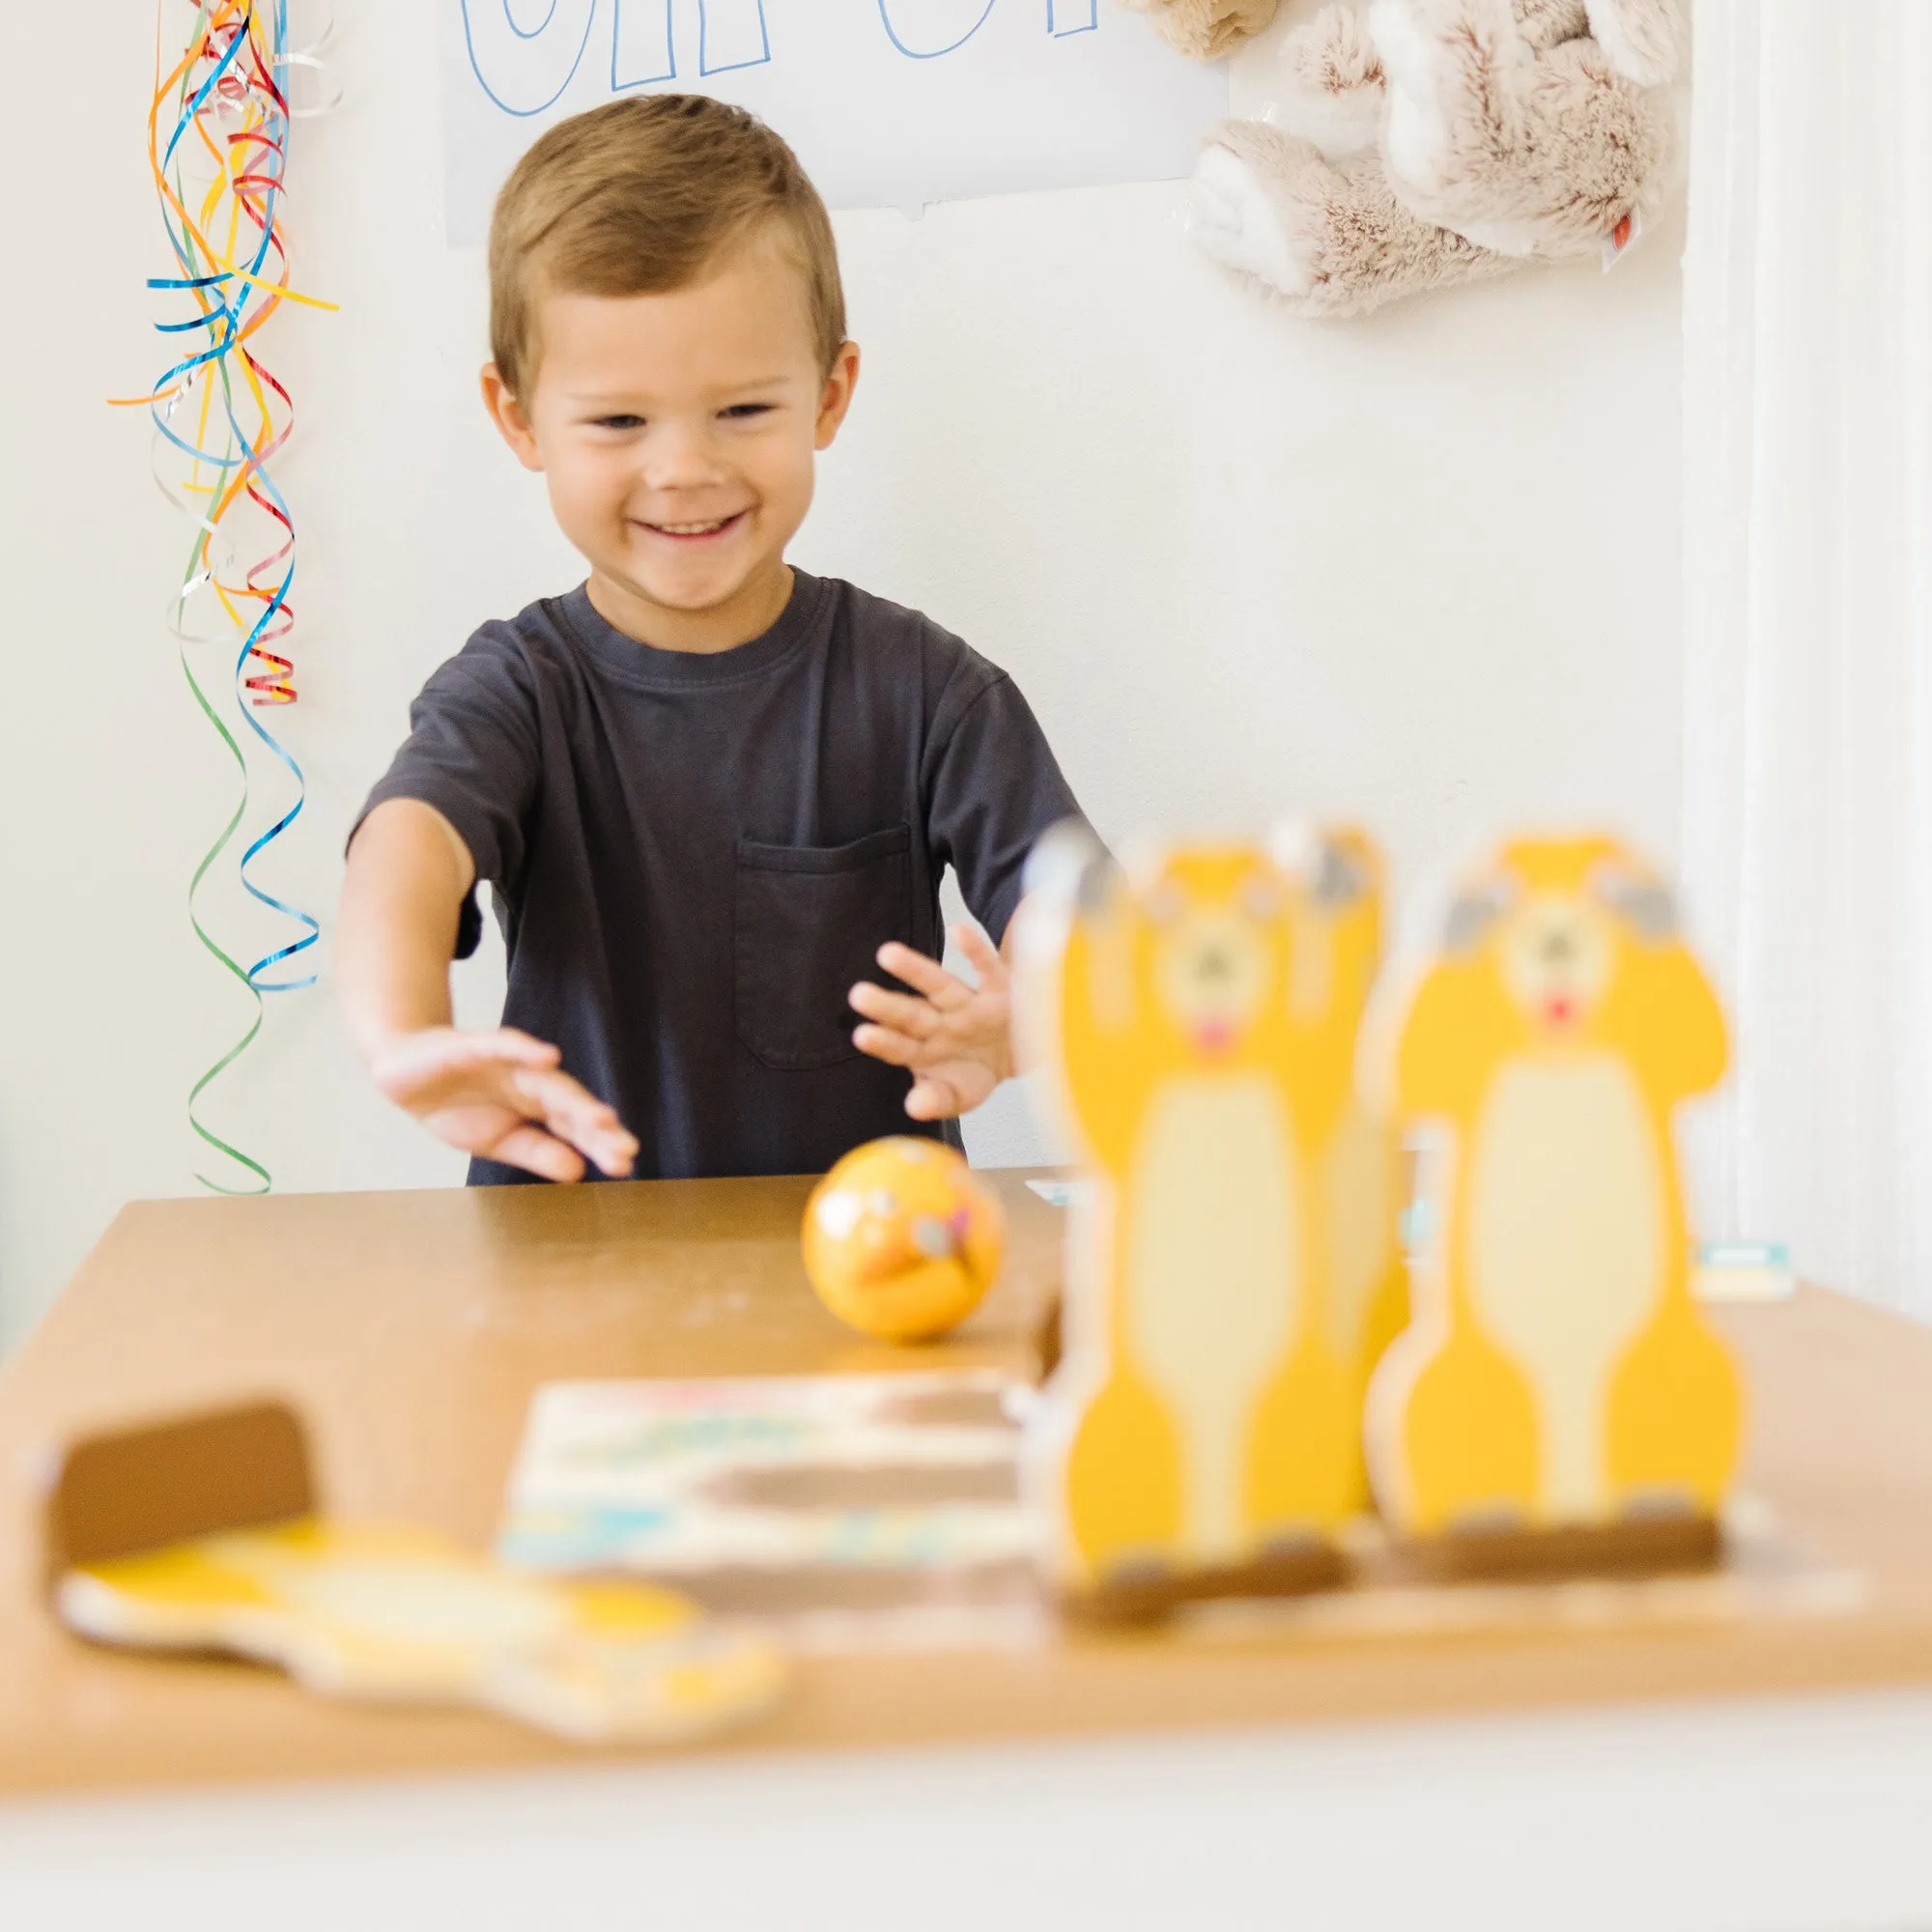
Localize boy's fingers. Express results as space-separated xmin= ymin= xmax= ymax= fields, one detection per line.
xmin=557 ymin=1104 xmax=638 ymax=1179
xmin=506 ymin=1066 xmax=639 ymax=1176
xmin=549 ymin=1112 xmax=638 ymax=1180
xmin=857 ymin=1023 xmax=968 ymax=1074
xmin=578 ymin=1121 xmax=639 ymax=1178
xmin=507 ymin=1062 xmax=615 ymax=1121
xmin=490 ymin=1029 xmax=567 ymax=1066
xmin=485 ymin=1123 xmax=587 ymax=1184
xmin=376 ymin=1029 xmax=562 ymax=1104
xmin=848 ymin=981 xmax=939 ymax=1038
xmin=952 ymin=923 xmax=1006 ymax=985
xmin=874 ymin=943 xmax=971 ymax=1010
xmin=904 ymin=1075 xmax=964 ymax=1122
xmin=426 ymin=1030 xmax=562 ymax=1071
xmin=852 ymin=1022 xmax=924 ymax=1069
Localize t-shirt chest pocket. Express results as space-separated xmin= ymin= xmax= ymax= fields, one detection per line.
xmin=734 ymin=823 xmax=915 ymax=1070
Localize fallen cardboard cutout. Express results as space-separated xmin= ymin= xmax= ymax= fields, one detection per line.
xmin=42 ymin=1400 xmax=786 ymax=1745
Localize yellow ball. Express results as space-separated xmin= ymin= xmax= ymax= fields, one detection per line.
xmin=802 ymin=1138 xmax=1007 ymax=1342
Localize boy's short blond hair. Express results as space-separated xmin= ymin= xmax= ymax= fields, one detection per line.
xmin=489 ymin=94 xmax=846 ymax=397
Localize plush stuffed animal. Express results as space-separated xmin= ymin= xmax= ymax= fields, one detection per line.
xmin=1122 ymin=0 xmax=1282 ymax=59
xmin=1176 ymin=0 xmax=1685 ymax=317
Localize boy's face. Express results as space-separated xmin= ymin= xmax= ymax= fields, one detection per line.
xmin=482 ymin=230 xmax=858 ymax=650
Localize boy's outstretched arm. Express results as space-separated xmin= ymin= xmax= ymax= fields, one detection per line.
xmin=338 ymin=799 xmax=639 ymax=1183
xmin=848 ymin=920 xmax=1020 ymax=1122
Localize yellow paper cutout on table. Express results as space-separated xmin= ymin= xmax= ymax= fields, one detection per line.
xmin=1016 ymin=823 xmax=1403 ymax=1596
xmin=1363 ymin=835 xmax=1743 ymax=1538
xmin=58 ymin=1518 xmax=787 ymax=1746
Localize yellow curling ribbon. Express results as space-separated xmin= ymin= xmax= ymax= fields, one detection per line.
xmin=117 ymin=1 xmax=337 ymax=1192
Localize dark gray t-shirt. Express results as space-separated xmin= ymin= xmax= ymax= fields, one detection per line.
xmin=358 ymin=571 xmax=1084 ymax=1185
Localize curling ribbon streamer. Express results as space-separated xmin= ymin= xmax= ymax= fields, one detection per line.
xmin=113 ymin=2 xmax=338 ymax=1194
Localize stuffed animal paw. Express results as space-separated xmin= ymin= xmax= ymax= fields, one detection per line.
xmin=1119 ymin=0 xmax=1281 ymax=60
xmin=1187 ymin=0 xmax=1686 ymax=317
xmin=1191 ymin=119 xmax=1511 ymax=313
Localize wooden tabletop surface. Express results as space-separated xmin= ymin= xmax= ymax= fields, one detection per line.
xmin=3 ymin=1171 xmax=1932 ymax=1800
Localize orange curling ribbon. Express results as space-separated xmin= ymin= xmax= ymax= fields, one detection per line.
xmin=114 ymin=1 xmax=337 ymax=1193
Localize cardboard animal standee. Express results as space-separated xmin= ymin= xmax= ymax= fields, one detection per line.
xmin=1364 ymin=835 xmax=1742 ymax=1555
xmin=1017 ymin=823 xmax=1403 ymax=1614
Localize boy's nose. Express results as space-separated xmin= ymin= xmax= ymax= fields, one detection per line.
xmin=638 ymin=419 xmax=728 ymax=491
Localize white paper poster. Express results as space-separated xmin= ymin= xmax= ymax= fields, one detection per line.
xmin=441 ymin=1 xmax=1229 ymax=244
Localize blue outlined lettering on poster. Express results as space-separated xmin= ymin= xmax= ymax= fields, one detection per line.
xmin=442 ymin=0 xmax=1227 ymax=243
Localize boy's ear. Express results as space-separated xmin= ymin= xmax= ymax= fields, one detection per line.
xmin=480 ymin=363 xmax=545 ymax=472
xmin=813 ymin=342 xmax=862 ymax=452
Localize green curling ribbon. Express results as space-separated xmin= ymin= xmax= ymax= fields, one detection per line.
xmin=175 ymin=525 xmax=270 ymax=1196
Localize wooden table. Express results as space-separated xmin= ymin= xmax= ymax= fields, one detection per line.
xmin=5 ymin=1171 xmax=1932 ymax=1804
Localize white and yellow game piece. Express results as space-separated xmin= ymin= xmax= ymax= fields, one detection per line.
xmin=1015 ymin=822 xmax=1402 ymax=1612
xmin=43 ymin=1401 xmax=786 ymax=1745
xmin=59 ymin=1519 xmax=786 ymax=1744
xmin=1363 ymin=835 xmax=1743 ymax=1548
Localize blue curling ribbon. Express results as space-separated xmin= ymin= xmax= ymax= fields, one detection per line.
xmin=124 ymin=0 xmax=333 ymax=1193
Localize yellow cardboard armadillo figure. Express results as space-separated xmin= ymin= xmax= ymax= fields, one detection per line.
xmin=1364 ymin=835 xmax=1743 ymax=1540
xmin=1016 ymin=822 xmax=1403 ymax=1605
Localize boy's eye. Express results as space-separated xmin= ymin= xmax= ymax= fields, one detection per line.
xmin=590 ymin=414 xmax=646 ymax=431
xmin=720 ymin=403 xmax=775 ymax=419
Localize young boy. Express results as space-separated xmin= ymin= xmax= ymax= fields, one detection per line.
xmin=338 ymin=94 xmax=1089 ymax=1185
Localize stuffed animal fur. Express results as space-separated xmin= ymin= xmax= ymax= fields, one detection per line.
xmin=1176 ymin=0 xmax=1685 ymax=317
xmin=1123 ymin=0 xmax=1282 ymax=60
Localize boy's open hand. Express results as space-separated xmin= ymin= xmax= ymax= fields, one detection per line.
xmin=849 ymin=924 xmax=1014 ymax=1122
xmin=368 ymin=1027 xmax=639 ymax=1184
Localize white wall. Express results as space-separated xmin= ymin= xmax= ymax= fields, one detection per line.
xmin=0 ymin=6 xmax=1684 ymax=1348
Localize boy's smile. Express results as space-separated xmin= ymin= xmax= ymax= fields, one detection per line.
xmin=481 ymin=230 xmax=860 ymax=654
xmin=644 ymin=515 xmax=743 ymax=538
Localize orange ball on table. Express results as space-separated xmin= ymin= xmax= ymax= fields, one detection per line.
xmin=802 ymin=1138 xmax=1007 ymax=1342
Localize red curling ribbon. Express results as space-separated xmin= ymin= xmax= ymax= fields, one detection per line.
xmin=112 ymin=0 xmax=337 ymax=1194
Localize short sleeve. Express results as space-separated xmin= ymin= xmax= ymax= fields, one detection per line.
xmin=352 ymin=627 xmax=542 ymax=957
xmin=924 ymin=671 xmax=1088 ymax=945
